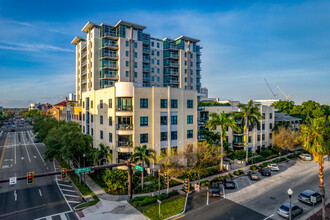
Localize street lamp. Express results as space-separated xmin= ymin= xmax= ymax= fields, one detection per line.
xmin=287 ymin=188 xmax=293 ymax=220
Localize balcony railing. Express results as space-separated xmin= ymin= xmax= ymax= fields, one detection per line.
xmin=165 ymin=62 xmax=179 ymax=67
xmin=102 ymin=53 xmax=118 ymax=58
xmin=81 ymin=52 xmax=87 ymax=58
xmin=166 ymin=44 xmax=178 ymax=50
xmin=103 ymin=31 xmax=117 ymax=38
xmin=81 ymin=61 xmax=87 ymax=66
xmin=117 ymin=141 xmax=133 ymax=147
xmin=143 ymin=66 xmax=150 ymax=72
xmin=166 ymin=79 xmax=178 ymax=84
xmin=143 ymin=48 xmax=150 ymax=54
xmin=81 ymin=70 xmax=87 ymax=75
xmin=81 ymin=79 xmax=87 ymax=83
xmin=103 ymin=74 xmax=118 ymax=79
xmin=165 ymin=53 xmax=179 ymax=58
xmin=81 ymin=44 xmax=87 ymax=50
xmin=103 ymin=42 xmax=118 ymax=48
xmin=116 ymin=105 xmax=133 ymax=111
xmin=117 ymin=124 xmax=133 ymax=130
xmin=143 ymin=58 xmax=150 ymax=63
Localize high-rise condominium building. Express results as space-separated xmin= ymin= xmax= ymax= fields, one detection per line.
xmin=72 ymin=20 xmax=202 ymax=104
xmin=71 ymin=21 xmax=200 ymax=162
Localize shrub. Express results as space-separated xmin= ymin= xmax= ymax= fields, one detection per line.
xmin=250 ymin=165 xmax=258 ymax=171
xmin=212 ymin=176 xmax=225 ymax=182
xmin=280 ymin=157 xmax=287 ymax=162
xmin=169 ymin=190 xmax=179 ymax=197
xmin=200 ymin=180 xmax=210 ymax=187
xmin=260 ymin=149 xmax=273 ymax=158
xmin=131 ymin=196 xmax=149 ymax=203
xmin=272 ymin=159 xmax=280 ymax=163
xmin=133 ymin=196 xmax=157 ymax=207
xmin=268 ymin=154 xmax=278 ymax=159
xmin=259 ymin=162 xmax=270 ymax=168
xmin=225 ymin=173 xmax=233 ymax=178
xmin=157 ymin=193 xmax=169 ymax=201
xmin=233 ymin=170 xmax=244 ymax=176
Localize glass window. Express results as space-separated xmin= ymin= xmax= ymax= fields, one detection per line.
xmin=134 ymin=42 xmax=137 ymax=48
xmin=140 ymin=133 xmax=148 ymax=144
xmin=262 ymin=113 xmax=265 ymax=119
xmin=157 ymin=77 xmax=160 ymax=82
xmin=100 ymin=130 xmax=103 ymax=139
xmin=269 ymin=133 xmax=273 ymax=139
xmin=134 ymin=52 xmax=137 ymax=58
xmin=152 ymin=59 xmax=154 ymax=64
xmin=187 ymin=130 xmax=193 ymax=138
xmin=152 ymin=67 xmax=154 ymax=73
xmin=257 ymin=135 xmax=260 ymax=141
xmin=161 ymin=132 xmax=167 ymax=141
xmin=187 ymin=115 xmax=193 ymax=124
xmin=157 ymin=51 xmax=159 ymax=56
xmin=134 ymin=62 xmax=137 ymax=68
xmin=140 ymin=116 xmax=148 ymax=126
xmin=134 ymin=72 xmax=137 ymax=78
xmin=262 ymin=124 xmax=265 ymax=130
xmin=157 ymin=42 xmax=160 ymax=48
xmin=126 ymin=51 xmax=129 ymax=57
xmin=109 ymin=99 xmax=112 ymax=108
xmin=140 ymin=98 xmax=148 ymax=108
xmin=91 ymin=101 xmax=93 ymax=108
xmin=171 ymin=116 xmax=177 ymax=125
xmin=262 ymin=134 xmax=265 ymax=140
xmin=125 ymin=71 xmax=129 ymax=77
xmin=157 ymin=60 xmax=160 ymax=65
xmin=152 ymin=76 xmax=154 ymax=81
xmin=171 ymin=131 xmax=177 ymax=140
xmin=126 ymin=61 xmax=129 ymax=67
xmin=248 ymin=136 xmax=251 ymax=143
xmin=100 ymin=115 xmax=103 ymax=124
xmin=161 ymin=116 xmax=167 ymax=125
xmin=171 ymin=99 xmax=178 ymax=108
xmin=269 ymin=123 xmax=273 ymax=129
xmin=151 ymin=50 xmax=154 ymax=55
xmin=151 ymin=42 xmax=154 ymax=47
xmin=161 ymin=99 xmax=167 ymax=108
xmin=91 ymin=128 xmax=93 ymax=136
xmin=157 ymin=68 xmax=160 ymax=73
xmin=109 ymin=133 xmax=112 ymax=142
xmin=109 ymin=116 xmax=112 ymax=126
xmin=100 ymin=100 xmax=103 ymax=108
xmin=270 ymin=113 xmax=273 ymax=119
xmin=187 ymin=100 xmax=193 ymax=108
xmin=126 ymin=41 xmax=129 ymax=47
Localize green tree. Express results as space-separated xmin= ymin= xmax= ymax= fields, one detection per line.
xmin=297 ymin=117 xmax=330 ymax=220
xmin=236 ymin=100 xmax=263 ymax=162
xmin=271 ymin=100 xmax=295 ymax=114
xmin=206 ymin=112 xmax=241 ymax=171
xmin=131 ymin=145 xmax=156 ymax=190
xmin=93 ymin=143 xmax=113 ymax=166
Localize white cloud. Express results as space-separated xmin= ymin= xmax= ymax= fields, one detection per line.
xmin=0 ymin=41 xmax=74 ymax=52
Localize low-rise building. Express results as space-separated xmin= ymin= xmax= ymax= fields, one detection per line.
xmin=275 ymin=112 xmax=301 ymax=131
xmin=198 ymin=102 xmax=275 ymax=153
xmin=81 ymin=82 xmax=198 ymax=163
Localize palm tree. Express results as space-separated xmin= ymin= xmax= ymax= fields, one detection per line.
xmin=297 ymin=117 xmax=330 ymax=220
xmin=131 ymin=145 xmax=156 ymax=190
xmin=236 ymin=100 xmax=263 ymax=162
xmin=206 ymin=112 xmax=241 ymax=171
xmin=93 ymin=143 xmax=113 ymax=166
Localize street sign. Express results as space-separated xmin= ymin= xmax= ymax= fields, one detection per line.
xmin=135 ymin=165 xmax=143 ymax=172
xmin=9 ymin=177 xmax=17 ymax=185
xmin=195 ymin=184 xmax=200 ymax=192
xmin=311 ymin=196 xmax=317 ymax=204
xmin=75 ymin=167 xmax=91 ymax=174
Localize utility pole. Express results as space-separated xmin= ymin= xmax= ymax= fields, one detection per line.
xmin=127 ymin=160 xmax=133 ymax=200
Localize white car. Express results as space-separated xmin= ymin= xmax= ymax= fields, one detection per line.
xmin=299 ymin=154 xmax=312 ymax=161
xmin=268 ymin=164 xmax=279 ymax=171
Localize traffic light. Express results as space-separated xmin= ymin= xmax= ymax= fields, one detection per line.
xmin=164 ymin=172 xmax=168 ymax=184
xmin=61 ymin=168 xmax=67 ymax=179
xmin=184 ymin=179 xmax=189 ymax=192
xmin=27 ymin=172 xmax=33 ymax=184
xmin=143 ymin=168 xmax=148 ymax=177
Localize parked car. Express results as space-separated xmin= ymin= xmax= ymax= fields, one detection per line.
xmin=248 ymin=171 xmax=261 ymax=181
xmin=224 ymin=178 xmax=236 ymax=189
xmin=268 ymin=164 xmax=279 ymax=171
xmin=277 ymin=203 xmax=303 ymax=218
xmin=298 ymin=190 xmax=321 ymax=205
xmin=209 ymin=183 xmax=221 ymax=197
xmin=299 ymin=154 xmax=312 ymax=161
xmin=33 ymin=139 xmax=39 ymax=143
xmin=260 ymin=168 xmax=271 ymax=176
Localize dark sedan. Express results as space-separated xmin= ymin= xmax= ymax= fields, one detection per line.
xmin=260 ymin=168 xmax=271 ymax=176
xmin=209 ymin=183 xmax=221 ymax=197
xmin=298 ymin=190 xmax=322 ymax=205
xmin=224 ymin=178 xmax=236 ymax=189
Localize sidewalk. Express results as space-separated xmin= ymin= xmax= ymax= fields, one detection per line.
xmin=79 ymin=174 xmax=146 ymax=220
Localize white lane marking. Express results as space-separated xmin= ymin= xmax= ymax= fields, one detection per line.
xmin=67 ymin=200 xmax=81 ymax=204
xmin=53 ymin=160 xmax=73 ymax=212
xmin=34 ymin=211 xmax=74 ymax=220
xmin=14 ymin=190 xmax=17 ymax=201
xmin=21 ymin=132 xmax=31 ymax=162
xmin=63 ymin=194 xmax=80 ymax=198
xmin=27 ymin=131 xmax=45 ymax=163
xmin=263 ymin=214 xmax=274 ymax=220
xmin=4 ymin=159 xmax=13 ymax=161
xmin=60 ymin=188 xmax=76 ymax=193
xmin=234 ymin=180 xmax=240 ymax=191
xmin=222 ymin=184 xmax=226 ymax=198
xmin=58 ymin=183 xmax=73 ymax=188
xmin=39 ymin=189 xmax=43 ymax=197
xmin=246 ymin=176 xmax=252 ymax=186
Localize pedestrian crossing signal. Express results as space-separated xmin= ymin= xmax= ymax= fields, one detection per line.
xmin=27 ymin=172 xmax=34 ymax=184
xmin=61 ymin=168 xmax=67 ymax=179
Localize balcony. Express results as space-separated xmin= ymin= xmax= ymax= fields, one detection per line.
xmin=103 ymin=74 xmax=118 ymax=79
xmin=81 ymin=52 xmax=87 ymax=58
xmin=143 ymin=48 xmax=150 ymax=54
xmin=165 ymin=62 xmax=179 ymax=67
xmin=81 ymin=44 xmax=87 ymax=50
xmin=101 ymin=53 xmax=118 ymax=60
xmin=143 ymin=74 xmax=150 ymax=82
xmin=81 ymin=70 xmax=87 ymax=75
xmin=103 ymin=31 xmax=118 ymax=39
xmin=81 ymin=61 xmax=87 ymax=67
xmin=165 ymin=69 xmax=179 ymax=75
xmin=81 ymin=79 xmax=87 ymax=84
xmin=166 ymin=79 xmax=179 ymax=84
xmin=165 ymin=53 xmax=179 ymax=59
xmin=103 ymin=42 xmax=118 ymax=49
xmin=116 ymin=105 xmax=133 ymax=112
xmin=102 ymin=64 xmax=118 ymax=69
xmin=166 ymin=44 xmax=178 ymax=50
xmin=117 ymin=124 xmax=133 ymax=130
xmin=143 ymin=58 xmax=150 ymax=63
xmin=197 ymin=66 xmax=201 ymax=71
xmin=116 ymin=141 xmax=133 ymax=153
xmin=143 ymin=66 xmax=150 ymax=72
xmin=197 ymin=58 xmax=202 ymax=63
xmin=82 ymin=88 xmax=87 ymax=92
xmin=199 ymin=117 xmax=209 ymax=122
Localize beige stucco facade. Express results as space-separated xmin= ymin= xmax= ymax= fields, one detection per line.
xmin=81 ymin=82 xmax=198 ymax=163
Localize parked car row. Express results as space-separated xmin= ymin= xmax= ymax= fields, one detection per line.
xmin=277 ymin=190 xmax=322 ymax=218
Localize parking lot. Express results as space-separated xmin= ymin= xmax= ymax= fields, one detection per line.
xmin=225 ymin=158 xmax=330 ymax=219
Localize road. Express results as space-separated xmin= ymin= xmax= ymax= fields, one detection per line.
xmin=0 ymin=120 xmax=81 ymax=220
xmin=181 ymin=158 xmax=330 ymax=220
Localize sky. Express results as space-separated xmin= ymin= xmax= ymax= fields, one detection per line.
xmin=0 ymin=0 xmax=329 ymax=107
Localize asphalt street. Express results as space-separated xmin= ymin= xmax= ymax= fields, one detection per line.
xmin=0 ymin=120 xmax=80 ymax=220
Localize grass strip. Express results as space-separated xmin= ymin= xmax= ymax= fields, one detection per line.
xmin=137 ymin=195 xmax=186 ymax=220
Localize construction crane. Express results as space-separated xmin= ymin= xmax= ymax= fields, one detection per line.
xmin=277 ymin=86 xmax=291 ymax=101
xmin=264 ymin=78 xmax=277 ymax=98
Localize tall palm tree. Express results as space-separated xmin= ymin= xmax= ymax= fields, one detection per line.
xmin=131 ymin=145 xmax=156 ymax=190
xmin=94 ymin=143 xmax=113 ymax=166
xmin=236 ymin=100 xmax=263 ymax=162
xmin=297 ymin=117 xmax=330 ymax=220
xmin=206 ymin=112 xmax=241 ymax=171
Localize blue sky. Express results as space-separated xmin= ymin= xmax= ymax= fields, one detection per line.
xmin=0 ymin=0 xmax=329 ymax=107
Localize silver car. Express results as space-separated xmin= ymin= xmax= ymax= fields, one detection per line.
xmin=277 ymin=203 xmax=303 ymax=218
xmin=298 ymin=190 xmax=322 ymax=205
xmin=299 ymin=153 xmax=312 ymax=161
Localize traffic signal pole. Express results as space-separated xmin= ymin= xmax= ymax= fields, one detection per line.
xmin=126 ymin=160 xmax=133 ymax=200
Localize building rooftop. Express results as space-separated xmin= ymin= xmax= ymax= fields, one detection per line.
xmin=71 ymin=36 xmax=86 ymax=45
xmin=275 ymin=113 xmax=301 ymax=122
